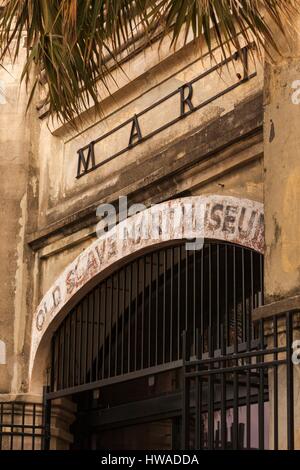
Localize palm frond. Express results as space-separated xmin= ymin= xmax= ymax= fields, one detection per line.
xmin=0 ymin=1 xmax=297 ymax=123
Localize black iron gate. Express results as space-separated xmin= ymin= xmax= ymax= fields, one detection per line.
xmin=42 ymin=241 xmax=269 ymax=450
xmin=2 ymin=242 xmax=297 ymax=450
xmin=49 ymin=242 xmax=263 ymax=395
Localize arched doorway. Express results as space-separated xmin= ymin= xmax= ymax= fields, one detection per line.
xmin=48 ymin=241 xmax=264 ymax=450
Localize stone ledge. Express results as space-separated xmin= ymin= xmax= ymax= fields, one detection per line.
xmin=253 ymin=295 xmax=300 ymax=322
xmin=0 ymin=393 xmax=43 ymax=404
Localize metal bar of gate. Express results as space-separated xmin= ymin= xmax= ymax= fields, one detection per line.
xmin=182 ymin=331 xmax=190 ymax=450
xmin=42 ymin=386 xmax=51 ymax=451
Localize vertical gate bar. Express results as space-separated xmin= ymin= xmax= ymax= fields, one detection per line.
xmin=233 ymin=369 xmax=239 ymax=449
xmin=74 ymin=307 xmax=79 ymax=386
xmin=247 ymin=253 xmax=253 ymax=346
xmin=128 ymin=264 xmax=132 ymax=373
xmin=182 ymin=331 xmax=190 ymax=450
xmin=66 ymin=316 xmax=70 ymax=388
xmin=233 ymin=245 xmax=238 ymax=449
xmin=134 ymin=261 xmax=139 ymax=371
xmin=95 ymin=286 xmax=101 ymax=382
xmin=86 ymin=299 xmax=92 ymax=386
xmin=102 ymin=283 xmax=107 ymax=379
xmin=83 ymin=298 xmax=88 ymax=385
xmin=61 ymin=320 xmax=65 ymax=390
xmin=193 ymin=250 xmax=196 ymax=357
xmin=178 ymin=247 xmax=181 ymax=360
xmin=58 ymin=324 xmax=63 ymax=390
xmin=20 ymin=402 xmax=25 ymax=450
xmin=250 ymin=252 xmax=254 ymax=334
xmin=286 ymin=311 xmax=295 ymax=450
xmin=260 ymin=255 xmax=264 ymax=306
xmin=10 ymin=403 xmax=13 ymax=449
xmin=258 ymin=319 xmax=265 ymax=450
xmin=67 ymin=314 xmax=71 ymax=388
xmin=245 ymin=251 xmax=251 ymax=450
xmin=76 ymin=307 xmax=80 ymax=387
xmin=273 ymin=315 xmax=279 ymax=450
xmin=32 ymin=403 xmax=36 ymax=450
xmin=225 ymin=245 xmax=229 ymax=347
xmin=208 ymin=245 xmax=212 ymax=335
xmin=185 ymin=248 xmax=189 ymax=332
xmin=148 ymin=255 xmax=153 ymax=368
xmin=208 ymin=326 xmax=214 ymax=450
xmin=50 ymin=335 xmax=55 ymax=392
xmin=155 ymin=252 xmax=159 ymax=365
xmin=78 ymin=304 xmax=83 ymax=384
xmin=220 ymin=325 xmax=227 ymax=449
xmin=246 ymin=358 xmax=251 ymax=449
xmin=195 ymin=330 xmax=200 ymax=449
xmin=81 ymin=301 xmax=86 ymax=384
xmin=57 ymin=328 xmax=61 ymax=390
xmin=115 ymin=270 xmax=120 ymax=376
xmin=233 ymin=246 xmax=238 ymax=352
xmin=200 ymin=247 xmax=204 ymax=352
xmin=42 ymin=386 xmax=51 ymax=451
xmin=62 ymin=319 xmax=67 ymax=389
xmin=141 ymin=257 xmax=146 ymax=369
xmin=242 ymin=249 xmax=246 ymax=343
xmin=90 ymin=291 xmax=95 ymax=382
xmin=71 ymin=309 xmax=76 ymax=387
xmin=163 ymin=249 xmax=167 ymax=364
xmin=121 ymin=269 xmax=126 ymax=375
xmin=108 ymin=276 xmax=113 ymax=377
xmin=80 ymin=303 xmax=85 ymax=386
xmin=57 ymin=329 xmax=61 ymax=390
xmin=170 ymin=248 xmax=174 ymax=362
xmin=72 ymin=308 xmax=77 ymax=390
xmin=217 ymin=245 xmax=220 ymax=350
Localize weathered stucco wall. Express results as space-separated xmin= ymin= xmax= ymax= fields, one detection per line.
xmin=0 ymin=42 xmax=38 ymax=394
xmin=264 ymin=15 xmax=300 ymax=302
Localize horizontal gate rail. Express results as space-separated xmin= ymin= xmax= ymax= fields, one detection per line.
xmin=45 ymin=360 xmax=183 ymax=401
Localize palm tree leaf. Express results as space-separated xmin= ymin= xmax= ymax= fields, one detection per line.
xmin=0 ymin=0 xmax=297 ymax=123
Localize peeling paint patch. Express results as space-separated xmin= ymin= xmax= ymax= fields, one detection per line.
xmin=274 ymin=216 xmax=282 ymax=244
xmin=0 ymin=340 xmax=6 ymax=365
xmin=269 ymin=120 xmax=275 ymax=143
